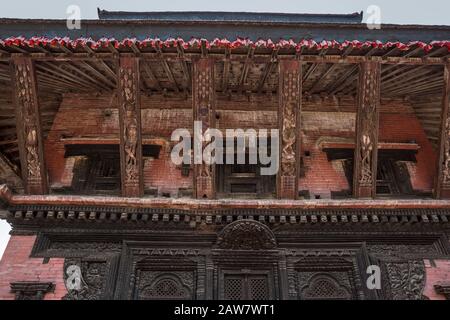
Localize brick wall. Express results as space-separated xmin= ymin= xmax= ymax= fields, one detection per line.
xmin=379 ymin=112 xmax=436 ymax=192
xmin=44 ymin=94 xmax=437 ymax=197
xmin=299 ymin=112 xmax=355 ymax=198
xmin=0 ymin=235 xmax=66 ymax=300
xmin=423 ymin=259 xmax=450 ymax=300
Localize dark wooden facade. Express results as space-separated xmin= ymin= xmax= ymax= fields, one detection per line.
xmin=0 ymin=11 xmax=449 ymax=300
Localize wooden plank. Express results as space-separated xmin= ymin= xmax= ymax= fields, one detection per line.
xmin=117 ymin=56 xmax=144 ymax=197
xmin=353 ymin=61 xmax=381 ymax=198
xmin=278 ymin=59 xmax=302 ymax=199
xmin=319 ymin=141 xmax=420 ymax=151
xmin=192 ymin=58 xmax=216 ymax=199
xmin=11 ymin=56 xmax=48 ymax=194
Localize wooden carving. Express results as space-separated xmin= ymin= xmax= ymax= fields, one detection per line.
xmin=12 ymin=57 xmax=47 ymax=194
xmin=118 ymin=57 xmax=143 ymax=197
xmin=216 ymin=220 xmax=277 ymax=250
xmin=385 ymin=261 xmax=426 ymax=300
xmin=192 ymin=58 xmax=215 ymax=199
xmin=278 ymin=60 xmax=301 ymax=199
xmin=354 ymin=61 xmax=380 ymax=198
xmin=436 ymin=63 xmax=450 ymax=198
xmin=63 ymin=259 xmax=107 ymax=300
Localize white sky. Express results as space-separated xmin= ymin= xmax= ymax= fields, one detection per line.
xmin=0 ymin=0 xmax=449 ymax=259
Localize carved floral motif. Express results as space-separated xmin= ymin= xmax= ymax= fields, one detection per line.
xmin=385 ymin=260 xmax=426 ymax=300
xmin=216 ymin=220 xmax=277 ymax=250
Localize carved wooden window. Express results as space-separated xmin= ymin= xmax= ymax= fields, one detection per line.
xmin=10 ymin=282 xmax=54 ymax=300
xmin=216 ymin=140 xmax=275 ymax=198
xmin=140 ymin=276 xmax=191 ymax=300
xmin=224 ymin=274 xmax=270 ymax=300
xmin=301 ymin=275 xmax=351 ymax=300
xmin=64 ymin=144 xmax=160 ymax=195
xmin=325 ymin=149 xmax=414 ymax=198
xmin=72 ymin=153 xmax=121 ymax=195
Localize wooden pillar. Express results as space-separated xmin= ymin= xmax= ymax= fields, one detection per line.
xmin=435 ymin=63 xmax=450 ymax=199
xmin=192 ymin=58 xmax=216 ymax=199
xmin=117 ymin=56 xmax=143 ymax=197
xmin=353 ymin=61 xmax=381 ymax=198
xmin=11 ymin=56 xmax=48 ymax=194
xmin=277 ymin=59 xmax=302 ymax=199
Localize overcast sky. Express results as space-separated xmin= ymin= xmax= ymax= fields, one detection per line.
xmin=0 ymin=1 xmax=449 ymax=259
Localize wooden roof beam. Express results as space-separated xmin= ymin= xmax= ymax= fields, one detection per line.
xmin=382 ymin=68 xmax=439 ymax=91
xmin=81 ymin=44 xmax=117 ymax=81
xmin=257 ymin=48 xmax=278 ymax=93
xmin=36 ymin=64 xmax=95 ymax=91
xmin=75 ymin=61 xmax=116 ymax=89
xmin=176 ymin=42 xmax=191 ymax=92
xmin=302 ymin=48 xmax=329 ymax=84
xmin=63 ymin=62 xmax=113 ymax=91
xmin=141 ymin=62 xmax=162 ymax=91
xmin=238 ymin=46 xmax=255 ymax=93
xmin=155 ymin=46 xmax=180 ymax=93
xmin=221 ymin=47 xmax=231 ymax=93
xmin=308 ymin=63 xmax=336 ymax=93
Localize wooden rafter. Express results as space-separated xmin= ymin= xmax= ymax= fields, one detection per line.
xmin=221 ymin=47 xmax=231 ymax=93
xmin=238 ymin=46 xmax=255 ymax=93
xmin=257 ymin=48 xmax=278 ymax=93
xmin=176 ymin=42 xmax=191 ymax=92
xmin=155 ymin=46 xmax=180 ymax=92
xmin=141 ymin=62 xmax=162 ymax=91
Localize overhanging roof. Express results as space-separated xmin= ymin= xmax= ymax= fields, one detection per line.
xmin=97 ymin=9 xmax=364 ymax=24
xmin=0 ymin=17 xmax=449 ymax=43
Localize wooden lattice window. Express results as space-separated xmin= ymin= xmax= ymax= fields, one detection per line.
xmin=140 ymin=277 xmax=190 ymax=300
xmin=301 ymin=275 xmax=351 ymax=300
xmin=224 ymin=274 xmax=270 ymax=300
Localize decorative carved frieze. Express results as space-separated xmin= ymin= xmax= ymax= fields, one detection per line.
xmin=63 ymin=259 xmax=108 ymax=300
xmin=11 ymin=56 xmax=47 ymax=194
xmin=278 ymin=60 xmax=301 ymax=199
xmin=298 ymin=272 xmax=353 ymax=300
xmin=368 ymin=244 xmax=439 ymax=261
xmin=384 ymin=260 xmax=426 ymax=300
xmin=10 ymin=281 xmax=54 ymax=300
xmin=118 ymin=56 xmax=143 ymax=197
xmin=137 ymin=271 xmax=194 ymax=300
xmin=216 ymin=219 xmax=277 ymax=250
xmin=354 ymin=61 xmax=381 ymax=198
xmin=8 ymin=205 xmax=450 ymax=228
xmin=192 ymin=58 xmax=216 ymax=199
xmin=436 ymin=63 xmax=450 ymax=198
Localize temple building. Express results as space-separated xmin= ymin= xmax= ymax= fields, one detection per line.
xmin=0 ymin=9 xmax=449 ymax=300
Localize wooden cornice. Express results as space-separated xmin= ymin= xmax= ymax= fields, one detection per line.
xmin=2 ymin=184 xmax=450 ymax=211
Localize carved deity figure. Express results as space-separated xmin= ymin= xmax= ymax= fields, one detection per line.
xmin=120 ymin=66 xmax=139 ymax=183
xmin=16 ymin=63 xmax=41 ymax=181
xmin=281 ymin=102 xmax=296 ymax=176
xmin=124 ymin=120 xmax=138 ymax=181
xmin=359 ymin=134 xmax=373 ymax=185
